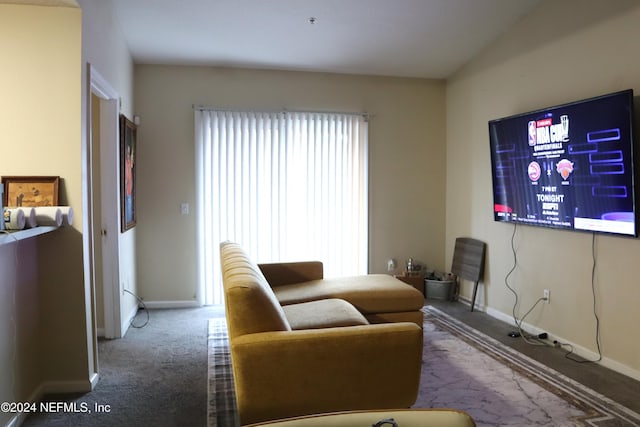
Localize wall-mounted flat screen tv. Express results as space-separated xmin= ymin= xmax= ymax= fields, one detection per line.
xmin=489 ymin=89 xmax=637 ymax=237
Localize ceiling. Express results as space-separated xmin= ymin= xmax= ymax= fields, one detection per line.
xmin=112 ymin=0 xmax=541 ymax=79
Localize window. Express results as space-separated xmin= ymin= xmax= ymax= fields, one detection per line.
xmin=195 ymin=110 xmax=368 ymax=305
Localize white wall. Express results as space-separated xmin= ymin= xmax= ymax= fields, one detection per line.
xmin=446 ymin=0 xmax=640 ymax=379
xmin=133 ymin=66 xmax=446 ymax=303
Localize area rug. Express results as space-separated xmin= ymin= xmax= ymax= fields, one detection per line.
xmin=208 ymin=308 xmax=640 ymax=426
xmin=207 ymin=318 xmax=240 ymax=427
xmin=420 ymin=306 xmax=640 ymax=426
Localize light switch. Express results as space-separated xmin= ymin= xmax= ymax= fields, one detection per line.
xmin=181 ymin=203 xmax=189 ymax=215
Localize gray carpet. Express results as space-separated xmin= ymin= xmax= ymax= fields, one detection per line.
xmin=23 ymin=306 xmax=224 ymax=427
xmin=22 ymin=304 xmax=640 ymax=426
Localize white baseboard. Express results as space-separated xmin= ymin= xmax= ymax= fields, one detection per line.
xmin=141 ymin=300 xmax=200 ymax=309
xmin=474 ymin=304 xmax=640 ymax=383
xmin=5 ymin=411 xmax=24 ymax=427
xmin=598 ymin=354 xmax=640 ymax=383
xmin=456 ymin=295 xmax=484 ymax=312
xmin=121 ymin=302 xmax=139 ymax=337
xmin=4 ymin=379 xmax=94 ymax=427
xmin=89 ymin=372 xmax=99 ymax=390
xmin=4 ymin=381 xmax=46 ymax=427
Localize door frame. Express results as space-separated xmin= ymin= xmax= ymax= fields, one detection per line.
xmin=87 ymin=63 xmax=122 ymax=341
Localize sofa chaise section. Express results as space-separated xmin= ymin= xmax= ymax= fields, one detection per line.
xmin=259 ymin=261 xmax=425 ymax=325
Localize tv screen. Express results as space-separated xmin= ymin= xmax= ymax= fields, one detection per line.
xmin=489 ymin=89 xmax=637 ymax=237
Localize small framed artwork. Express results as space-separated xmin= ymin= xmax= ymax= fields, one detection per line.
xmin=120 ymin=114 xmax=137 ymax=232
xmin=1 ymin=176 xmax=60 ymax=207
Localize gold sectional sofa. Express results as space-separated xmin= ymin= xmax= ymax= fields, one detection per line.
xmin=220 ymin=242 xmax=424 ymax=425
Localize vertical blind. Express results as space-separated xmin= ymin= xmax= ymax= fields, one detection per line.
xmin=195 ymin=110 xmax=369 ymax=305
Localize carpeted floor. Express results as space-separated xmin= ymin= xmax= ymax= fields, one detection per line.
xmin=21 ymin=303 xmax=640 ymax=427
xmin=207 ymin=306 xmax=640 ymax=426
xmin=23 ymin=306 xmax=224 ymax=427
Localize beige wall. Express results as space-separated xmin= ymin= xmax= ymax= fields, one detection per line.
xmin=0 ymin=3 xmax=85 ymax=424
xmin=0 ymin=3 xmax=136 ymax=422
xmin=0 ymin=241 xmax=40 ymax=426
xmin=2 ymin=3 xmax=637 ymax=417
xmin=446 ymin=0 xmax=640 ymax=378
xmin=134 ymin=66 xmax=446 ymax=302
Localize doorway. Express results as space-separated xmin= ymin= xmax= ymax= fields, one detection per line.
xmin=87 ymin=64 xmax=122 ymax=345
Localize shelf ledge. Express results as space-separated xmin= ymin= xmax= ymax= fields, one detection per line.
xmin=0 ymin=226 xmax=59 ymax=245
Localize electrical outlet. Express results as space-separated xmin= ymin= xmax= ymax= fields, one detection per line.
xmin=543 ymin=289 xmax=550 ymax=303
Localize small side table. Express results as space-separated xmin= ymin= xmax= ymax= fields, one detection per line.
xmin=394 ymin=273 xmax=425 ymax=296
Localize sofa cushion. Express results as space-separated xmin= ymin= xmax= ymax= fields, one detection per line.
xmin=220 ymin=242 xmax=291 ymax=338
xmin=282 ymin=299 xmax=370 ymax=330
xmin=273 ymin=274 xmax=424 ymax=314
xmin=258 ymin=261 xmax=324 ymax=287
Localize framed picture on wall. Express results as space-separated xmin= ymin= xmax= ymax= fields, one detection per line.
xmin=1 ymin=176 xmax=60 ymax=207
xmin=120 ymin=114 xmax=137 ymax=232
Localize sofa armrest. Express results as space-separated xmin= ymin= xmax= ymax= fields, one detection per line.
xmin=258 ymin=261 xmax=324 ymax=287
xmin=230 ymin=323 xmax=423 ymax=425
